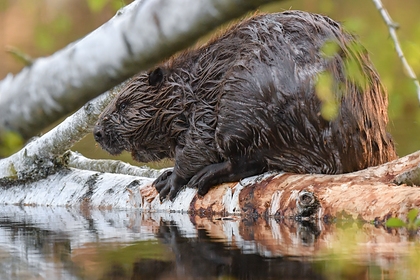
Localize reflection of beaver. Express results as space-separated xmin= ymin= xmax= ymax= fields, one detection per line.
xmin=94 ymin=11 xmax=397 ymax=200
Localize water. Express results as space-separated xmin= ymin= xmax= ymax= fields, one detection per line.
xmin=0 ymin=205 xmax=415 ymax=280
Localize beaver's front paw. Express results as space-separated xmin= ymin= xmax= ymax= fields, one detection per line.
xmin=153 ymin=170 xmax=173 ymax=192
xmin=153 ymin=171 xmax=187 ymax=201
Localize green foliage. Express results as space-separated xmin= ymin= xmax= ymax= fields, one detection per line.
xmin=386 ymin=209 xmax=420 ymax=231
xmin=35 ymin=27 xmax=55 ymax=51
xmin=98 ymin=240 xmax=172 ymax=263
xmin=318 ymin=0 xmax=334 ymax=14
xmin=87 ymin=0 xmax=109 ymax=13
xmin=87 ymin=0 xmax=127 ymax=13
xmin=0 ymin=0 xmax=10 ymax=12
xmin=344 ymin=42 xmax=368 ymax=92
xmin=320 ymin=40 xmax=340 ymax=58
xmin=52 ymin=15 xmax=72 ymax=34
xmin=341 ymin=17 xmax=365 ymax=35
xmin=111 ymin=0 xmax=127 ymax=11
xmin=0 ymin=131 xmax=24 ymax=157
xmin=35 ymin=15 xmax=72 ymax=52
xmin=315 ymin=71 xmax=339 ymax=121
xmin=317 ymin=40 xmax=368 ymax=122
xmin=386 ymin=217 xmax=407 ymax=228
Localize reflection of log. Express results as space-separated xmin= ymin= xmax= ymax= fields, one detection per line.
xmin=0 ymin=205 xmax=413 ymax=277
xmin=1 ymin=151 xmax=420 ymax=223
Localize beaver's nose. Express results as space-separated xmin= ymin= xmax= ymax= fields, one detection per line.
xmin=93 ymin=125 xmax=104 ymax=142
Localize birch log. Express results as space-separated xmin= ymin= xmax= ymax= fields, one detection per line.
xmin=0 ymin=0 xmax=419 ymax=225
xmin=1 ymin=150 xmax=420 ymax=222
xmin=0 ymin=0 xmax=283 ymax=140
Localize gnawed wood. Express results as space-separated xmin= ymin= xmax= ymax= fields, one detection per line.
xmin=0 ymin=150 xmax=419 ymax=222
xmin=138 ymin=150 xmax=420 ymax=222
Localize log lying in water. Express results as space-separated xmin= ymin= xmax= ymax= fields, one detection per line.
xmin=142 ymin=150 xmax=420 ymax=222
xmin=0 ymin=151 xmax=419 ymax=222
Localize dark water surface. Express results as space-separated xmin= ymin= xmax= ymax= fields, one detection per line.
xmin=0 ymin=205 xmax=414 ymax=280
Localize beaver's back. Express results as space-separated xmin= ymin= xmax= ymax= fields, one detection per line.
xmin=94 ymin=11 xmax=397 ymax=200
xmin=208 ymin=11 xmax=396 ymax=174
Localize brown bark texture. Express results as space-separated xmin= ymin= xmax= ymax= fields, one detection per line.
xmin=140 ymin=150 xmax=420 ymax=222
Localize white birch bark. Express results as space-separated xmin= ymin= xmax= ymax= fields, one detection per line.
xmin=1 ymin=151 xmax=420 ymax=222
xmin=0 ymin=0 xmax=281 ymax=140
xmin=0 ymin=0 xmax=419 ymax=222
xmin=0 ymin=90 xmax=116 ymax=179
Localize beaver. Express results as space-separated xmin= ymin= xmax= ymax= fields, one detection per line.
xmin=93 ymin=11 xmax=397 ymax=201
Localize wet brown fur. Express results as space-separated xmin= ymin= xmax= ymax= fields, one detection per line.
xmin=94 ymin=11 xmax=397 ymax=200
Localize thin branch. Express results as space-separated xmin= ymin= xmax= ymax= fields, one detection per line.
xmin=66 ymin=150 xmax=168 ymax=178
xmin=372 ymin=0 xmax=420 ymax=103
xmin=0 ymin=88 xmax=117 ymax=178
xmin=5 ymin=46 xmax=33 ymax=66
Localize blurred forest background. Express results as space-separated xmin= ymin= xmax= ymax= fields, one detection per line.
xmin=0 ymin=0 xmax=419 ymax=166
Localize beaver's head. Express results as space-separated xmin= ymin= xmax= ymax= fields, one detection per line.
xmin=93 ymin=67 xmax=175 ymax=162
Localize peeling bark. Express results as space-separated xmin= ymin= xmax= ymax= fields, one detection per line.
xmin=135 ymin=151 xmax=420 ymax=222
xmin=0 ymin=0 xmax=419 ymax=226
xmin=1 ymin=151 xmax=419 ymax=222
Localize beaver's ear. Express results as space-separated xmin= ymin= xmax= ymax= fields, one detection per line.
xmin=148 ymin=67 xmax=164 ymax=86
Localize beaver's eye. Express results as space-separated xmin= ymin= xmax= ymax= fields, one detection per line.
xmin=148 ymin=67 xmax=163 ymax=86
xmin=118 ymin=101 xmax=127 ymax=111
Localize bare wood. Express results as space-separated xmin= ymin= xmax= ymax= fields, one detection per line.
xmin=140 ymin=150 xmax=420 ymax=221
xmin=1 ymin=150 xmax=419 ymax=223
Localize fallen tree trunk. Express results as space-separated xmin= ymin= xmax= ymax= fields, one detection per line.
xmin=130 ymin=149 xmax=420 ymax=222
xmin=0 ymin=0 xmax=418 ymax=226
xmin=1 ymin=150 xmax=419 ymax=222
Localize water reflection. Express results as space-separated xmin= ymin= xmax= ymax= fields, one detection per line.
xmin=0 ymin=205 xmax=414 ymax=279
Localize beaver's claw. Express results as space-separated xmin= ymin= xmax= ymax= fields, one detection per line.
xmin=153 ymin=170 xmax=186 ymax=202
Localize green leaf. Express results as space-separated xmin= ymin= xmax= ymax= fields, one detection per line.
xmin=344 ymin=56 xmax=367 ymax=91
xmin=87 ymin=0 xmax=109 ymax=13
xmin=35 ymin=27 xmax=55 ymax=51
xmin=407 ymin=208 xmax=419 ymax=223
xmin=385 ymin=217 xmax=406 ymax=228
xmin=315 ymin=72 xmax=339 ymax=121
xmin=321 ymin=40 xmax=340 ymax=58
xmin=52 ymin=15 xmax=72 ymax=33
xmin=111 ymin=0 xmax=126 ymax=11
xmin=0 ymin=131 xmax=24 ymax=157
